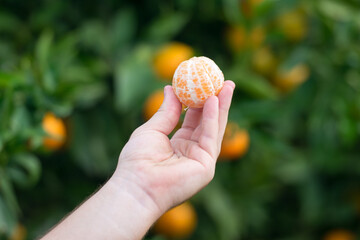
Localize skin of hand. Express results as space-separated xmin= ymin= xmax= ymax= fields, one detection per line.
xmin=42 ymin=80 xmax=235 ymax=240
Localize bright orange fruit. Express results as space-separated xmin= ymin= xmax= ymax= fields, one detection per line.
xmin=226 ymin=25 xmax=265 ymax=52
xmin=219 ymin=122 xmax=250 ymax=160
xmin=172 ymin=56 xmax=224 ymax=108
xmin=273 ymin=64 xmax=310 ymax=93
xmin=153 ymin=202 xmax=197 ymax=239
xmin=323 ymin=229 xmax=356 ymax=240
xmin=143 ymin=90 xmax=164 ymax=120
xmin=226 ymin=25 xmax=247 ymax=52
xmin=42 ymin=112 xmax=66 ymax=150
xmin=153 ymin=42 xmax=194 ymax=81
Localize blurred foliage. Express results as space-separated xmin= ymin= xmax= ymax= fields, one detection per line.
xmin=1 ymin=0 xmax=360 ymax=239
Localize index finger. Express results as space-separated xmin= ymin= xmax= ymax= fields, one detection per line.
xmin=217 ymin=80 xmax=235 ymax=149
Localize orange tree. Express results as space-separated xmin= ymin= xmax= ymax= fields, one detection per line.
xmin=1 ymin=0 xmax=360 ymax=239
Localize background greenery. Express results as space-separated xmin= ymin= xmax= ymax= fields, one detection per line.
xmin=1 ymin=0 xmax=360 ymax=239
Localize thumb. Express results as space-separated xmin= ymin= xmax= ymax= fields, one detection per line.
xmin=142 ymin=86 xmax=182 ymax=135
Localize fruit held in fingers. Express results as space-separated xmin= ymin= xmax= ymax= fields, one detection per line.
xmin=172 ymin=56 xmax=224 ymax=108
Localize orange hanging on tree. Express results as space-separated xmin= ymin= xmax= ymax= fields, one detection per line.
xmin=323 ymin=229 xmax=355 ymax=240
xmin=42 ymin=112 xmax=66 ymax=150
xmin=143 ymin=89 xmax=164 ymax=120
xmin=153 ymin=202 xmax=197 ymax=239
xmin=226 ymin=25 xmax=265 ymax=52
xmin=219 ymin=122 xmax=250 ymax=160
xmin=172 ymin=56 xmax=224 ymax=108
xmin=153 ymin=42 xmax=194 ymax=81
xmin=273 ymin=64 xmax=310 ymax=93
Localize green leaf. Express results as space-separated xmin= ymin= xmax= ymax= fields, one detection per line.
xmin=318 ymin=0 xmax=360 ymax=27
xmin=0 ymin=193 xmax=17 ymax=237
xmin=0 ymin=72 xmax=24 ymax=88
xmin=0 ymin=12 xmax=21 ymax=33
xmin=115 ymin=45 xmax=154 ymax=111
xmin=68 ymin=82 xmax=107 ymax=108
xmin=0 ymin=87 xmax=13 ymax=132
xmin=35 ymin=31 xmax=53 ymax=73
xmin=8 ymin=153 xmax=41 ymax=188
xmin=230 ymin=70 xmax=279 ymax=99
xmin=274 ymin=156 xmax=310 ymax=184
xmin=145 ymin=13 xmax=188 ymax=43
xmin=42 ymin=69 xmax=57 ymax=92
xmin=10 ymin=106 xmax=30 ymax=135
xmin=78 ymin=20 xmax=108 ymax=54
xmin=223 ymin=0 xmax=241 ymax=23
xmin=200 ymin=180 xmax=241 ymax=240
xmin=110 ymin=9 xmax=136 ymax=53
xmin=279 ymin=47 xmax=310 ymax=71
xmin=0 ymin=169 xmax=20 ymax=217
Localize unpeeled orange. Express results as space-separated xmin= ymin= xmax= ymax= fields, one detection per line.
xmin=172 ymin=56 xmax=224 ymax=108
xmin=273 ymin=64 xmax=310 ymax=93
xmin=219 ymin=122 xmax=250 ymax=160
xmin=323 ymin=230 xmax=355 ymax=240
xmin=153 ymin=43 xmax=194 ymax=81
xmin=42 ymin=112 xmax=66 ymax=150
xmin=153 ymin=202 xmax=197 ymax=239
xmin=143 ymin=90 xmax=164 ymax=120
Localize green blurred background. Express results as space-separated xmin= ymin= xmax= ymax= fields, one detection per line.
xmin=1 ymin=0 xmax=360 ymax=239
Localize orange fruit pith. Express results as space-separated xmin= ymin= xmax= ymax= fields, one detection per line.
xmin=153 ymin=202 xmax=197 ymax=239
xmin=219 ymin=122 xmax=250 ymax=160
xmin=153 ymin=42 xmax=194 ymax=81
xmin=144 ymin=90 xmax=164 ymax=120
xmin=42 ymin=112 xmax=66 ymax=150
xmin=323 ymin=230 xmax=355 ymax=240
xmin=172 ymin=56 xmax=224 ymax=108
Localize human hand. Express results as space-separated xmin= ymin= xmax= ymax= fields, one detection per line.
xmin=111 ymin=80 xmax=235 ymax=215
xmin=42 ymin=81 xmax=235 ymax=240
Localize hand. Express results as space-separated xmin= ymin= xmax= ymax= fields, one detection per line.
xmin=112 ymin=80 xmax=235 ymax=214
xmin=42 ymin=81 xmax=235 ymax=240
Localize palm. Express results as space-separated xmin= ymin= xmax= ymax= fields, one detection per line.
xmin=116 ymin=81 xmax=235 ymax=211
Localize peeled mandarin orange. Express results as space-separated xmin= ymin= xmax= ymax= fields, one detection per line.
xmin=172 ymin=56 xmax=224 ymax=108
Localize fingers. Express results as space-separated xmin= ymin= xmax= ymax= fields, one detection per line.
xmin=217 ymin=81 xmax=235 ymax=148
xmin=171 ymin=107 xmax=203 ymax=140
xmin=198 ymin=96 xmax=219 ymax=159
xmin=141 ymin=86 xmax=182 ymax=135
xmin=182 ymin=108 xmax=203 ymax=130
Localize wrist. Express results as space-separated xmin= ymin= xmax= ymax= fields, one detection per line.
xmin=105 ymin=174 xmax=163 ymax=237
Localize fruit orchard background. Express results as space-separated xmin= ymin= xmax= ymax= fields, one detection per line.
xmin=1 ymin=0 xmax=360 ymax=239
